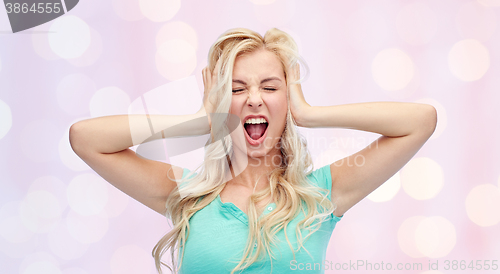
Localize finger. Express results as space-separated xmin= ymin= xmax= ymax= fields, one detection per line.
xmin=212 ymin=58 xmax=222 ymax=80
xmin=290 ymin=63 xmax=300 ymax=81
xmin=203 ymin=67 xmax=210 ymax=82
xmin=202 ymin=67 xmax=206 ymax=84
xmin=203 ymin=67 xmax=211 ymax=91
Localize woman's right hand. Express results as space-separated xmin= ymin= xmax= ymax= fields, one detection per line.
xmin=200 ymin=60 xmax=221 ymax=128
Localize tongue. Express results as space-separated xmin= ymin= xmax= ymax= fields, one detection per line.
xmin=246 ymin=124 xmax=267 ymax=140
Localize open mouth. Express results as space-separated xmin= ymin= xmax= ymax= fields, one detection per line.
xmin=244 ymin=117 xmax=269 ymax=141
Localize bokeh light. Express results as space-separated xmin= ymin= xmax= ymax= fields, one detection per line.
xmin=0 ymin=234 xmax=39 ymax=259
xmin=367 ymin=172 xmax=400 ymax=202
xmin=155 ymin=40 xmax=197 ymax=81
xmin=47 ymin=221 xmax=89 ymax=260
xmin=32 ymin=31 xmax=61 ymax=60
xmin=23 ymin=260 xmax=62 ymax=274
xmin=398 ymin=215 xmax=426 ymax=258
xmin=401 ymin=157 xmax=444 ymax=200
xmin=334 ymin=219 xmax=379 ymax=261
xmin=0 ymin=202 xmax=40 ymax=259
xmin=399 ymin=216 xmax=456 ymax=259
xmin=66 ymin=210 xmax=108 ymax=244
xmin=372 ymin=48 xmax=415 ymax=91
xmin=253 ymin=0 xmax=296 ymax=27
xmin=156 ymin=21 xmax=198 ymax=50
xmin=28 ymin=176 xmax=68 ymax=213
xmin=62 ymin=268 xmax=88 ymax=274
xmin=465 ymin=184 xmax=500 ymax=227
xmin=110 ymin=245 xmax=153 ymax=274
xmin=89 ymin=87 xmax=131 ymax=117
xmin=456 ymin=1 xmax=497 ymax=42
xmin=396 ymin=2 xmax=437 ymax=46
xmin=19 ymin=120 xmax=61 ymax=163
xmin=0 ymin=99 xmax=12 ymax=140
xmin=448 ymin=39 xmax=490 ymax=82
xmin=0 ymin=201 xmax=34 ymax=243
xmin=112 ymin=0 xmax=145 ymax=21
xmin=20 ymin=191 xmax=62 ymax=233
xmin=250 ymin=0 xmax=276 ymax=4
xmin=48 ymin=15 xmax=91 ymax=59
xmin=415 ymin=216 xmax=456 ymax=258
xmin=477 ymin=0 xmax=500 ymax=6
xmin=414 ymin=98 xmax=447 ymax=140
xmin=67 ymin=27 xmax=103 ymax=67
xmin=139 ymin=0 xmax=180 ymax=22
xmin=307 ymin=47 xmax=345 ymax=90
xmin=67 ymin=173 xmax=108 ymax=216
xmin=158 ymin=39 xmax=196 ymax=64
xmin=347 ymin=8 xmax=389 ymax=51
xmin=132 ymin=76 xmax=202 ymax=152
xmin=19 ymin=252 xmax=61 ymax=274
xmin=56 ymin=73 xmax=96 ymax=116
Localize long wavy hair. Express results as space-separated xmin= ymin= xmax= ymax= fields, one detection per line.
xmin=152 ymin=28 xmax=336 ymax=274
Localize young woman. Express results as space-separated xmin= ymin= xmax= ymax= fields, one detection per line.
xmin=70 ymin=28 xmax=437 ymax=274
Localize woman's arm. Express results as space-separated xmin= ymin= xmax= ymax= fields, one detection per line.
xmin=289 ymin=67 xmax=437 ymax=217
xmin=295 ymin=102 xmax=435 ymax=137
xmin=70 ymin=112 xmax=209 ymax=154
xmin=69 ymin=66 xmax=217 ymax=216
xmin=72 ymin=60 xmax=221 ymax=154
xmin=69 ymin=111 xmax=210 ymax=216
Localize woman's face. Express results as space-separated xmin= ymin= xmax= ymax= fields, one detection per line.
xmin=229 ymin=48 xmax=288 ymax=160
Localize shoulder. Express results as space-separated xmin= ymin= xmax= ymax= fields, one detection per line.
xmin=306 ymin=165 xmax=344 ymax=219
xmin=306 ymin=165 xmax=333 ymax=194
xmin=181 ymin=168 xmax=192 ymax=179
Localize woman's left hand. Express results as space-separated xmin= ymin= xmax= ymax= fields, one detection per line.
xmin=288 ymin=64 xmax=311 ymax=127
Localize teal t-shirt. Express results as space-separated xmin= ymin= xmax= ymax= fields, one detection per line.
xmin=177 ymin=165 xmax=342 ymax=273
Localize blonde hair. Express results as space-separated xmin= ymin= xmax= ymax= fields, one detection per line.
xmin=152 ymin=28 xmax=336 ymax=273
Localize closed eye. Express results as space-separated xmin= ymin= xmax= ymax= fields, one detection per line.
xmin=232 ymin=89 xmax=244 ymax=93
xmin=263 ymin=88 xmax=277 ymax=91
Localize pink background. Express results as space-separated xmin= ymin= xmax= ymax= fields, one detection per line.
xmin=0 ymin=0 xmax=499 ymax=273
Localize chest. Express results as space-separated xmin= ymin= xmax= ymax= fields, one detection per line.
xmin=179 ymin=199 xmax=336 ymax=273
xmin=219 ymin=186 xmax=274 ymax=215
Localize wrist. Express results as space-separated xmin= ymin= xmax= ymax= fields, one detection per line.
xmin=193 ymin=108 xmax=211 ymax=134
xmin=292 ymin=104 xmax=312 ymax=127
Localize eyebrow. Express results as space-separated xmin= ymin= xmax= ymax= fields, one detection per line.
xmin=232 ymin=77 xmax=282 ymax=85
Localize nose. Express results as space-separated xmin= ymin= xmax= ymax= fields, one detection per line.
xmin=246 ymin=89 xmax=263 ymax=108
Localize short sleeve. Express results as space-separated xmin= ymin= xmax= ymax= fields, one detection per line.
xmin=181 ymin=168 xmax=191 ymax=179
xmin=306 ymin=165 xmax=343 ymax=221
xmin=179 ymin=168 xmax=194 ymax=188
xmin=307 ymin=165 xmax=333 ymax=200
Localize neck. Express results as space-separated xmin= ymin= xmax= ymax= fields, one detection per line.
xmin=228 ymin=147 xmax=283 ymax=191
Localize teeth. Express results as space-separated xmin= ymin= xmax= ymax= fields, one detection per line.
xmin=245 ymin=118 xmax=268 ymax=124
